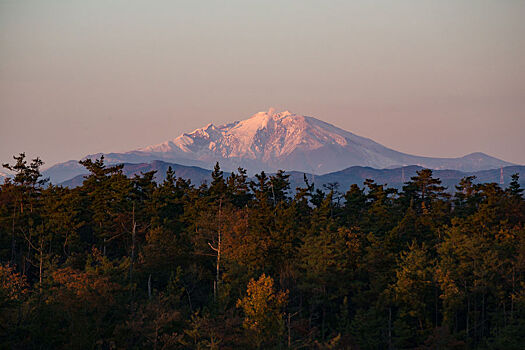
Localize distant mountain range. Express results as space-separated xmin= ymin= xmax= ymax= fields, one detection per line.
xmin=56 ymin=160 xmax=525 ymax=194
xmin=40 ymin=109 xmax=516 ymax=184
xmin=0 ymin=171 xmax=9 ymax=183
xmin=288 ymin=165 xmax=525 ymax=193
xmin=59 ymin=160 xmax=215 ymax=188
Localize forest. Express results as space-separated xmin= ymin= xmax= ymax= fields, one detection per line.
xmin=0 ymin=153 xmax=524 ymax=349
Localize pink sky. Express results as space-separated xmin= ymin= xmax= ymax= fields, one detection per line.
xmin=1 ymin=0 xmax=524 ymax=167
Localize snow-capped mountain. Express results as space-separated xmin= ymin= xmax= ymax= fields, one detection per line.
xmin=44 ymin=108 xmax=514 ymax=183
xmin=0 ymin=171 xmax=10 ymax=184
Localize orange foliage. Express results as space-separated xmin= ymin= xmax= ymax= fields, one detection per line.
xmin=49 ymin=267 xmax=120 ymax=305
xmin=0 ymin=264 xmax=28 ymax=301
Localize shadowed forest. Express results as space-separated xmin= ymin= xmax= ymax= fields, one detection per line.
xmin=1 ymin=153 xmax=524 ymax=349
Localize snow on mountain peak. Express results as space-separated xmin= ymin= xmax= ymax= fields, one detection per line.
xmin=128 ymin=109 xmax=515 ymax=174
xmin=139 ymin=109 xmax=336 ymax=159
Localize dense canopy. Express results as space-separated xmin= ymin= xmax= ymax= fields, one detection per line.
xmin=1 ymin=153 xmax=524 ymax=349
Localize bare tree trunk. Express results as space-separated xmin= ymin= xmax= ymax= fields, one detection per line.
xmin=26 ymin=236 xmax=31 ymax=276
xmin=39 ymin=238 xmax=43 ymax=285
xmin=271 ymin=182 xmax=276 ymax=207
xmin=286 ymin=311 xmax=298 ymax=348
xmin=482 ymin=292 xmax=485 ymax=339
xmin=464 ymin=281 xmax=469 ymax=340
xmin=148 ymin=274 xmax=152 ymax=299
xmin=388 ymin=307 xmax=392 ymax=350
xmin=474 ymin=293 xmax=477 ymax=342
xmin=503 ymin=301 xmax=506 ymax=327
xmin=217 ymin=199 xmax=221 ymax=297
xmin=11 ymin=203 xmax=16 ymax=265
xmin=435 ymin=285 xmax=438 ymax=327
xmin=129 ymin=203 xmax=136 ymax=284
xmin=154 ymin=325 xmax=158 ymax=350
xmin=322 ymin=306 xmax=325 ymax=341
xmin=185 ymin=287 xmax=193 ymax=312
xmin=288 ymin=313 xmax=291 ymax=349
xmin=22 ymin=230 xmax=44 ymax=289
xmin=101 ymin=221 xmax=106 ymax=256
xmin=209 ymin=199 xmax=222 ymax=301
xmin=511 ymin=266 xmax=515 ymax=319
xmin=63 ymin=231 xmax=69 ymax=256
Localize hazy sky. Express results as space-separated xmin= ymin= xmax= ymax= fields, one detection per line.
xmin=1 ymin=0 xmax=524 ymax=168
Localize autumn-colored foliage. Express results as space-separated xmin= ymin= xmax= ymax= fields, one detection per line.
xmin=0 ymin=263 xmax=28 ymax=301
xmin=237 ymin=273 xmax=288 ymax=348
xmin=0 ymin=153 xmax=524 ymax=349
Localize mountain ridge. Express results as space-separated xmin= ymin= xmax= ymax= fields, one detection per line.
xmin=41 ymin=109 xmax=515 ymax=182
xmin=54 ymin=160 xmax=525 ymax=193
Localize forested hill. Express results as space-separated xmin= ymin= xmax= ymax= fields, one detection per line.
xmin=53 ymin=159 xmax=525 ymax=193
xmin=1 ymin=153 xmax=524 ymax=349
xmin=58 ymin=160 xmax=222 ymax=188
xmin=289 ymin=165 xmax=525 ymax=193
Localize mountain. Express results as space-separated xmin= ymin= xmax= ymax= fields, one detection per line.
xmin=43 ymin=109 xmax=515 ymax=183
xmin=57 ymin=159 xmax=525 ymax=194
xmin=289 ymin=165 xmax=525 ymax=193
xmin=59 ymin=160 xmax=218 ymax=188
xmin=43 ymin=160 xmax=88 ymax=184
xmin=0 ymin=171 xmax=10 ymax=184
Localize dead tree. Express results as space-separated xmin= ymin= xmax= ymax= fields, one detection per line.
xmin=208 ymin=199 xmax=222 ymax=300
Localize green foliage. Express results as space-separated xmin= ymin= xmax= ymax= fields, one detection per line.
xmin=0 ymin=156 xmax=523 ymax=349
xmin=237 ymin=273 xmax=288 ymax=348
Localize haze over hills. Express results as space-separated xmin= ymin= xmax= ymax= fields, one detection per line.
xmin=42 ymin=109 xmax=515 ymax=184
xmin=59 ymin=160 xmax=217 ymax=188
xmin=55 ymin=160 xmax=525 ymax=193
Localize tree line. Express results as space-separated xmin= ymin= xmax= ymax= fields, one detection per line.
xmin=0 ymin=153 xmax=524 ymax=349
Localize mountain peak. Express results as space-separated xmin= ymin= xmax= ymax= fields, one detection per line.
xmin=246 ymin=108 xmax=294 ymax=123
xmin=97 ymin=109 xmax=515 ymax=175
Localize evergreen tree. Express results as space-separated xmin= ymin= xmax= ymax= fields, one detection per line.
xmin=0 ymin=152 xmax=523 ymax=349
